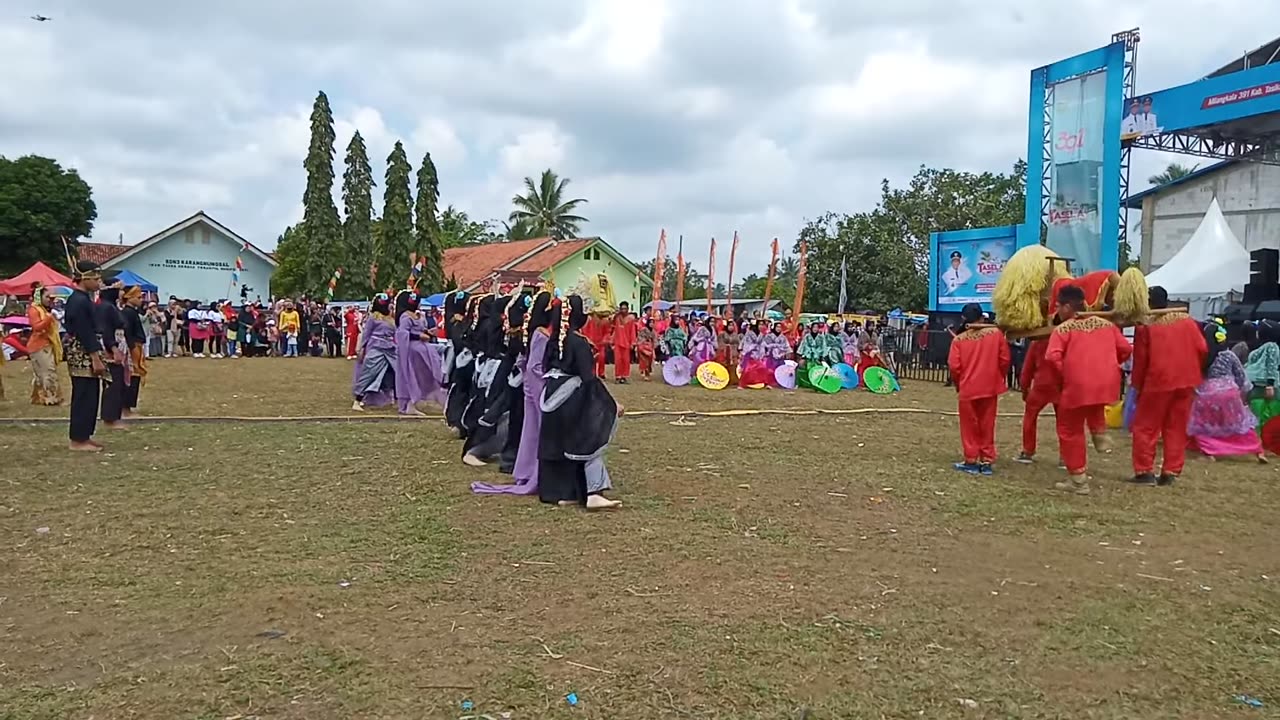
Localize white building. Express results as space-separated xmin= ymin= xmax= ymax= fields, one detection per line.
xmin=79 ymin=211 xmax=276 ymax=302
xmin=1127 ymin=160 xmax=1280 ymax=272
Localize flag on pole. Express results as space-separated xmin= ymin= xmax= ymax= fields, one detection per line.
xmin=705 ymin=237 xmax=716 ymax=315
xmin=651 ymin=229 xmax=667 ymax=318
xmin=675 ymin=235 xmax=685 ymax=307
xmin=762 ymin=238 xmax=779 ymax=311
xmin=793 ymin=240 xmax=809 ymax=321
xmin=726 ymin=231 xmax=739 ymax=310
xmin=231 ymin=241 xmax=247 ymax=284
xmin=837 ymin=256 xmax=848 ymax=315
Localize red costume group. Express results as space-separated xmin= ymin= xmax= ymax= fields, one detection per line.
xmin=947 ymin=286 xmax=1208 ymax=494
xmin=582 ymin=304 xmax=639 ymax=382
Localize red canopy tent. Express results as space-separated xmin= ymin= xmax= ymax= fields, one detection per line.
xmin=0 ymin=261 xmax=74 ymax=297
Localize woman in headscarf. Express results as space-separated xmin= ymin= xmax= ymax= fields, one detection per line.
xmin=797 ymin=321 xmax=839 ymax=368
xmin=472 ymin=290 xmax=553 ymax=495
xmin=1189 ymin=320 xmax=1266 ymax=462
xmin=1245 ymin=319 xmax=1280 ymax=432
xmin=738 ymin=319 xmax=773 ymax=387
xmin=351 ymin=293 xmax=397 ymax=411
xmin=716 ymin=318 xmax=742 ymax=383
xmin=689 ymin=316 xmax=717 ymax=365
xmin=394 ymin=289 xmax=445 ymax=416
xmin=761 ymin=322 xmax=792 ymax=372
xmin=661 ymin=316 xmax=687 ymax=360
xmin=841 ymin=321 xmax=861 ymax=367
xmin=460 ymin=294 xmax=502 ymax=445
xmin=538 ymin=294 xmax=623 ymax=510
xmin=26 ymin=284 xmax=64 ymax=406
xmin=464 ymin=291 xmax=525 ymax=467
xmin=636 ymin=317 xmax=657 ymax=381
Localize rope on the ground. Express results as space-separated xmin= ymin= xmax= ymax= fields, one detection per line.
xmin=0 ymin=406 xmax=1026 ymax=425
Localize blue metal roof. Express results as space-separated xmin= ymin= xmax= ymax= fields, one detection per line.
xmin=1124 ymin=160 xmax=1235 ymax=208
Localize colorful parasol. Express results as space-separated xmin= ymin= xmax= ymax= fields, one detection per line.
xmin=1262 ymin=416 xmax=1280 ymax=456
xmin=834 ymin=362 xmax=860 ymax=390
xmin=861 ymin=366 xmax=899 ymax=394
xmin=663 ymin=356 xmax=693 ymax=386
xmin=808 ymin=364 xmax=842 ymax=394
xmin=774 ymin=363 xmax=796 ymax=389
xmin=696 ymin=361 xmax=730 ymax=390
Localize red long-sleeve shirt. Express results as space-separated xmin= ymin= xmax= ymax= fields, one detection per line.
xmin=583 ymin=315 xmax=608 ymax=349
xmin=1019 ymin=339 xmax=1062 ymax=399
xmin=1045 ymin=316 xmax=1132 ymax=409
xmin=612 ymin=313 xmax=638 ymax=348
xmin=947 ymin=327 xmax=1011 ymax=400
xmin=1131 ymin=312 xmax=1208 ymax=393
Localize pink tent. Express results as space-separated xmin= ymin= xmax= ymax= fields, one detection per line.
xmin=0 ymin=261 xmax=74 ymax=296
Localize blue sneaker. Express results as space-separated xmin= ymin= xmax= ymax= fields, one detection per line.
xmin=979 ymin=464 xmax=994 ymax=476
xmin=953 ymin=462 xmax=981 ymax=475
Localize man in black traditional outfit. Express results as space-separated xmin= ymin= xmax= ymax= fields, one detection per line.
xmin=63 ymin=261 xmax=107 ymax=452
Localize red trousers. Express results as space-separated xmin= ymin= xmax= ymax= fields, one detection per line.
xmin=958 ymin=396 xmax=999 ymax=463
xmin=1131 ymin=388 xmax=1194 ymax=475
xmin=614 ymin=344 xmax=632 ymax=379
xmin=1056 ymin=404 xmax=1106 ymax=475
xmin=638 ymin=351 xmax=653 ymax=377
xmin=592 ymin=344 xmax=606 ymax=378
xmin=1023 ymin=390 xmax=1106 ymax=456
xmin=345 ymin=334 xmax=358 ymax=357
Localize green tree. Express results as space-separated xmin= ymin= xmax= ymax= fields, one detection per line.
xmin=1148 ymin=162 xmax=1198 ymax=186
xmin=340 ymin=130 xmax=375 ymax=298
xmin=509 ymin=169 xmax=588 ymax=238
xmin=439 ymin=206 xmax=498 ymax=247
xmin=414 ymin=151 xmax=444 ymax=290
xmin=0 ymin=155 xmax=96 ymax=275
xmin=377 ymin=141 xmax=415 ymax=290
xmin=503 ymin=217 xmax=539 ymax=241
xmin=270 ymin=225 xmax=307 ymax=297
xmin=793 ymin=211 xmax=923 ymax=313
xmin=299 ymin=91 xmax=343 ymax=295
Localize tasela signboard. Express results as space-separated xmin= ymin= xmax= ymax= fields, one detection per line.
xmin=148 ymin=258 xmax=234 ymax=272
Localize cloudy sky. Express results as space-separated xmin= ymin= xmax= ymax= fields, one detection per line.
xmin=1 ymin=0 xmax=1275 ymax=271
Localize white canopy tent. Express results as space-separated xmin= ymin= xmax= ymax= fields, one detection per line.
xmin=1145 ymin=197 xmax=1250 ymax=318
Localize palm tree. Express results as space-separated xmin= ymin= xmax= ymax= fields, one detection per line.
xmin=777 ymin=256 xmax=800 ymax=285
xmin=1148 ymin=162 xmax=1198 ymax=186
xmin=509 ymin=169 xmax=588 ymax=239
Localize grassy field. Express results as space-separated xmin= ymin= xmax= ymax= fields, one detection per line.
xmin=1 ymin=357 xmax=1278 ymax=719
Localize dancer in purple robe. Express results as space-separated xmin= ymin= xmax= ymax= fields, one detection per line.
xmin=472 ymin=290 xmax=554 ymax=495
xmin=761 ymin=322 xmax=792 ymax=371
xmin=351 ymin=293 xmax=397 ymax=410
xmin=394 ymin=290 xmax=446 ymax=416
xmin=689 ymin=317 xmax=717 ymax=364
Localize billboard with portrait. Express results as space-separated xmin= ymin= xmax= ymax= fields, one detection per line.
xmin=1121 ymin=62 xmax=1280 ymax=141
xmin=928 ymin=226 xmax=1017 ymax=312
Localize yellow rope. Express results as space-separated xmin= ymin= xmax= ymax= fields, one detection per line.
xmin=0 ymin=406 xmax=1027 ymax=425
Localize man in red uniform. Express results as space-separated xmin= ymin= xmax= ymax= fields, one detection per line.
xmin=1018 ymin=332 xmax=1113 ymax=465
xmin=1045 ymin=285 xmax=1133 ymax=495
xmin=1129 ymin=286 xmax=1208 ymax=485
xmin=612 ymin=301 xmax=638 ymax=384
xmin=582 ymin=313 xmax=609 ymax=378
xmin=343 ymin=306 xmax=360 ymax=359
xmin=947 ymin=303 xmax=1011 ymax=475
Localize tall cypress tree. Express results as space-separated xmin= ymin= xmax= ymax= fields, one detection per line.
xmin=378 ymin=141 xmax=415 ymax=291
xmin=300 ymin=91 xmax=342 ymax=296
xmin=414 ymin=151 xmax=444 ymax=291
xmin=341 ymin=130 xmax=375 ymax=297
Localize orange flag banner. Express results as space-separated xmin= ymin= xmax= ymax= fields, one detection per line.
xmin=675 ymin=250 xmax=686 ymax=306
xmin=762 ymin=237 xmax=779 ymax=311
xmin=651 ymin=229 xmax=667 ymax=317
xmin=793 ymin=239 xmax=809 ymax=321
xmin=706 ymin=237 xmax=717 ymax=315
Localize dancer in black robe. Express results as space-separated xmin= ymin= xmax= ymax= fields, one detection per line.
xmin=538 ymin=294 xmax=623 ymax=509
xmin=476 ymin=289 xmax=532 ymax=472
xmin=95 ymin=282 xmax=129 ymax=430
xmin=462 ymin=293 xmax=508 ymax=465
xmin=443 ymin=291 xmax=473 ymax=435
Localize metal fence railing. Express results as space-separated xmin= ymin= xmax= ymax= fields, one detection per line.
xmin=883 ymin=326 xmax=1024 ymax=391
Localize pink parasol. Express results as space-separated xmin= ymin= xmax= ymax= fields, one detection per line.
xmin=663 ymin=355 xmax=693 ymax=386
xmin=774 ymin=363 xmax=796 ymax=389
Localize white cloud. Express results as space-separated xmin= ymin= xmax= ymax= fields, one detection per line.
xmin=1 ymin=0 xmax=1277 ymax=278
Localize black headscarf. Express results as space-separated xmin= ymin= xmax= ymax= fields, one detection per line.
xmin=394 ymin=290 xmax=420 ymax=324
xmin=370 ymin=293 xmax=392 ymax=316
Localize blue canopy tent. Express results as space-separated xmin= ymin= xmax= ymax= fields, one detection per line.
xmin=423 ymin=292 xmax=447 ymax=307
xmin=111 ymin=269 xmax=158 ymax=294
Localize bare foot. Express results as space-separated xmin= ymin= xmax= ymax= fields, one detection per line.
xmin=105 ymin=421 xmax=127 ymax=430
xmin=351 ymin=400 xmax=365 ymax=412
xmin=1259 ymin=453 xmax=1270 ymax=464
xmin=400 ymin=408 xmax=427 ymax=417
xmin=69 ymin=441 xmax=102 ymax=452
xmin=586 ymin=494 xmax=622 ymax=510
xmin=462 ymin=453 xmax=486 ymax=467
xmin=557 ymin=500 xmax=577 ymax=507
xmin=87 ymin=439 xmax=104 ymax=448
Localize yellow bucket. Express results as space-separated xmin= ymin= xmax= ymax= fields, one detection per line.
xmin=1104 ymin=401 xmax=1125 ymax=429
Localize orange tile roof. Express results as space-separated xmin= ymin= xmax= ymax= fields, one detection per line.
xmin=443 ymin=237 xmax=603 ymax=290
xmin=77 ymin=242 xmax=130 ymax=265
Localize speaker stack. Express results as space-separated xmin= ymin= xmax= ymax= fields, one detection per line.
xmin=1244 ymin=248 xmax=1279 ymax=304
